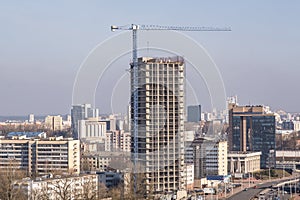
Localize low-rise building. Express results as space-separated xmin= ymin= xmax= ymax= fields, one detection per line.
xmin=269 ymin=150 xmax=300 ymax=170
xmin=228 ymin=151 xmax=261 ymax=177
xmin=97 ymin=171 xmax=121 ymax=188
xmin=7 ymin=132 xmax=46 ymax=139
xmin=81 ymin=151 xmax=130 ymax=172
xmin=16 ymin=174 xmax=98 ymax=200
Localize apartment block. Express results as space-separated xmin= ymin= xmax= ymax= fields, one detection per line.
xmin=45 ymin=115 xmax=63 ymax=131
xmin=0 ymin=137 xmax=80 ymax=176
xmin=17 ymin=174 xmax=98 ymax=200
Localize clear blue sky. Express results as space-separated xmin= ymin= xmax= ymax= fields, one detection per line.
xmin=0 ymin=1 xmax=299 ymax=115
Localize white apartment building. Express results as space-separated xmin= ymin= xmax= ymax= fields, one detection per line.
xmin=0 ymin=137 xmax=80 ymax=176
xmin=17 ymin=174 xmax=98 ymax=200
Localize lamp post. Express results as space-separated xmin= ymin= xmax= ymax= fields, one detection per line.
xmin=211 ymin=181 xmax=213 ymax=200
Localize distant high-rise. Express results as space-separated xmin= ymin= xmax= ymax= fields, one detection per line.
xmin=71 ymin=104 xmax=99 ymax=139
xmin=130 ymin=57 xmax=185 ymax=193
xmin=228 ymin=104 xmax=276 ymax=168
xmin=28 ymin=114 xmax=34 ymax=123
xmin=45 ymin=115 xmax=63 ymax=131
xmin=187 ymin=105 xmax=201 ymax=122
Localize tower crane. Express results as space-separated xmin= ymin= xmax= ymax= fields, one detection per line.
xmin=110 ymin=24 xmax=231 ymax=194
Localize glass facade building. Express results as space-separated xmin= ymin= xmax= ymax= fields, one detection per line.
xmin=229 ymin=104 xmax=275 ymax=168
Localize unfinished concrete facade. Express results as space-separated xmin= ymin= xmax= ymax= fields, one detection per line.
xmin=130 ymin=57 xmax=185 ymax=193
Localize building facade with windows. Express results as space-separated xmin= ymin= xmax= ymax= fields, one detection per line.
xmin=228 ymin=104 xmax=276 ymax=168
xmin=0 ymin=137 xmax=80 ymax=176
xmin=130 ymin=57 xmax=185 ymax=193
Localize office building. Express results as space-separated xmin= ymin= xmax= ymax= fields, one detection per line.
xmin=193 ymin=139 xmax=227 ymax=179
xmin=269 ymin=150 xmax=300 ymax=170
xmin=282 ymin=120 xmax=300 ymax=131
xmin=0 ymin=137 xmax=80 ymax=176
xmin=45 ymin=115 xmax=63 ymax=131
xmin=187 ymin=105 xmax=201 ymax=122
xmin=130 ymin=57 xmax=185 ymax=193
xmin=78 ymin=118 xmax=106 ymax=139
xmin=71 ymin=104 xmax=99 ymax=139
xmin=228 ymin=104 xmax=276 ymax=168
xmin=228 ymin=151 xmax=261 ymax=177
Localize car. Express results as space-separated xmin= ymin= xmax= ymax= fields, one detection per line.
xmin=243 ymin=188 xmax=248 ymax=191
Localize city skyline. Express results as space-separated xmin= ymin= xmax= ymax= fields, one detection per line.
xmin=1 ymin=1 xmax=300 ymax=116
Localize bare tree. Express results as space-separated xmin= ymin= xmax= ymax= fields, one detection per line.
xmin=0 ymin=164 xmax=27 ymax=200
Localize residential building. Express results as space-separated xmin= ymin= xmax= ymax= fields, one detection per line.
xmin=17 ymin=174 xmax=98 ymax=200
xmin=45 ymin=115 xmax=63 ymax=131
xmin=130 ymin=57 xmax=185 ymax=193
xmin=228 ymin=104 xmax=276 ymax=168
xmin=0 ymin=137 xmax=80 ymax=176
xmin=106 ymin=130 xmax=131 ymax=152
xmin=187 ymin=105 xmax=201 ymax=122
xmin=98 ymin=171 xmax=121 ymax=188
xmin=81 ymin=151 xmax=130 ymax=172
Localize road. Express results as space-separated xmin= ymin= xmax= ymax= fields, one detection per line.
xmin=226 ymin=181 xmax=276 ymax=200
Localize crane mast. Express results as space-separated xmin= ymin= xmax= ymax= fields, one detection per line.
xmin=110 ymin=24 xmax=231 ymax=194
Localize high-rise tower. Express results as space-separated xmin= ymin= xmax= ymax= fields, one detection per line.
xmin=130 ymin=57 xmax=185 ymax=193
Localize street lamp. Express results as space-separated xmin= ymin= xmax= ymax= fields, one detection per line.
xmin=211 ymin=181 xmax=213 ymax=200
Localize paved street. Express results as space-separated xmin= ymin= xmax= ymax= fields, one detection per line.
xmin=217 ymin=176 xmax=298 ymax=200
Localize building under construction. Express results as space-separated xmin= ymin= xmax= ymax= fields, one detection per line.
xmin=130 ymin=57 xmax=185 ymax=193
